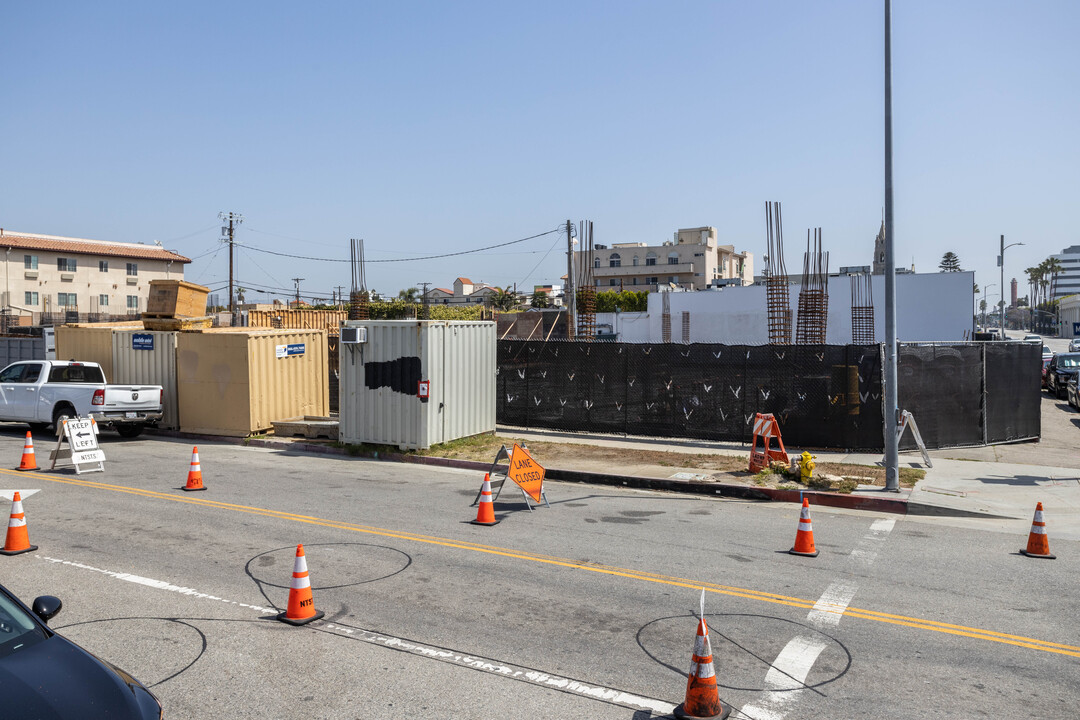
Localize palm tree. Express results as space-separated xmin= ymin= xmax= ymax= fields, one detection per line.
xmin=490 ymin=286 xmax=520 ymax=311
xmin=397 ymin=287 xmax=419 ymax=303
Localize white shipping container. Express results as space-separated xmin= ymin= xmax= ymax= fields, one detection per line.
xmin=112 ymin=330 xmax=179 ymax=429
xmin=338 ymin=320 xmax=495 ymax=450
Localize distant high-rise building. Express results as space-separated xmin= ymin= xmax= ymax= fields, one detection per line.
xmin=1050 ymin=245 xmax=1080 ymax=300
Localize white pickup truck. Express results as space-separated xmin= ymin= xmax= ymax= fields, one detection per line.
xmin=0 ymin=360 xmax=163 ymax=438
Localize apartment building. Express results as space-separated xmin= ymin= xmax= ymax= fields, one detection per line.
xmin=0 ymin=230 xmax=190 ymax=322
xmin=576 ymin=227 xmax=753 ymax=291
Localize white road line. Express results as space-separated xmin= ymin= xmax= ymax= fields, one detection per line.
xmin=737 ymin=515 xmax=898 ymax=720
xmin=38 ymin=554 xmax=676 ymax=715
xmin=39 ymin=556 xmax=277 ymax=614
xmin=0 ymin=489 xmax=41 ymax=501
xmin=806 ymin=580 xmax=859 ymax=629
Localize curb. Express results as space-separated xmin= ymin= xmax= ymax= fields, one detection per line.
xmin=150 ymin=429 xmax=913 ymax=515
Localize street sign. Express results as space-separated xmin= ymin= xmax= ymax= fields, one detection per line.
xmin=507 ymin=444 xmax=545 ymax=503
xmin=64 ymin=418 xmax=99 ymax=451
xmin=50 ymin=416 xmax=105 ymax=474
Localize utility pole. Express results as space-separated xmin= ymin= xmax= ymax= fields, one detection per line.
xmin=883 ymin=0 xmax=899 ymax=492
xmin=566 ymin=219 xmax=576 ymax=337
xmin=417 ymin=281 xmax=431 ymax=319
xmin=219 ymin=212 xmax=243 ymax=316
xmin=292 ymin=278 xmax=304 ymax=306
xmin=335 ymin=286 xmax=346 ymax=308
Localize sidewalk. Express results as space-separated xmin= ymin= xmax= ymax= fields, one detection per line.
xmin=496 ymin=425 xmax=1080 ymax=540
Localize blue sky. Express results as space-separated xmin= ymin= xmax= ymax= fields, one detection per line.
xmin=2 ymin=2 xmax=1076 ymax=306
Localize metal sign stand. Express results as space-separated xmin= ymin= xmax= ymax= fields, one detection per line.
xmin=49 ymin=417 xmax=105 ymax=474
xmin=895 ymin=410 xmax=932 ymax=468
xmin=472 ymin=444 xmax=550 ymax=511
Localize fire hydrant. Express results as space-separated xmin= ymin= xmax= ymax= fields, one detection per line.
xmin=798 ymin=451 xmax=816 ymax=482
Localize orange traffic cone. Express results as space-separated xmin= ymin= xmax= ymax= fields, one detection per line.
xmin=17 ymin=431 xmax=37 ymax=471
xmin=674 ymin=611 xmax=730 ymax=719
xmin=1020 ymin=502 xmax=1056 ymax=559
xmin=471 ymin=473 xmax=499 ymax=526
xmin=183 ymin=447 xmax=205 ymax=491
xmin=789 ymin=498 xmax=819 ymax=557
xmin=0 ymin=492 xmax=38 ymax=556
xmin=277 ymin=544 xmax=324 ymax=625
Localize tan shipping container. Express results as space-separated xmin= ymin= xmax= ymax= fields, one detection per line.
xmin=177 ymin=328 xmax=328 ymax=436
xmin=55 ymin=326 xmax=121 ymax=378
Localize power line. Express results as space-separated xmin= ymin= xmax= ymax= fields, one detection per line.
xmin=237 ymin=227 xmax=563 ymax=264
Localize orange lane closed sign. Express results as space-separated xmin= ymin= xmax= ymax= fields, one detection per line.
xmin=507 ymin=444 xmax=545 ymax=503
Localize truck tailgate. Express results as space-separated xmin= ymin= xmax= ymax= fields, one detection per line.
xmin=103 ymin=386 xmax=161 ymax=411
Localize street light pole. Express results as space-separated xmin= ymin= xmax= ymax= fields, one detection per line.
xmin=999 ymin=235 xmax=1024 ymax=337
xmin=883 ymin=0 xmax=899 ymax=492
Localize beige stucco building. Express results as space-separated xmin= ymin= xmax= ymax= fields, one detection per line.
xmin=576 ymin=226 xmax=753 ymax=291
xmin=0 ymin=230 xmax=190 ymax=322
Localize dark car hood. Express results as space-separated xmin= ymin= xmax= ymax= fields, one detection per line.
xmin=0 ymin=635 xmax=150 ymax=719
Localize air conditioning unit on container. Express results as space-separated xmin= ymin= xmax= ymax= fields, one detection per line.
xmin=340 ymin=326 xmax=367 ymax=344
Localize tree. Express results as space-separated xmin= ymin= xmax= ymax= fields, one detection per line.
xmin=939 ymin=252 xmax=962 ymax=272
xmin=530 ymin=290 xmax=549 ymax=309
xmin=973 ymin=282 xmax=979 ymax=295
xmin=490 ymin=286 xmax=520 ymax=311
xmin=397 ymin=287 xmax=419 ymax=302
xmin=236 ymin=286 xmax=247 ymax=304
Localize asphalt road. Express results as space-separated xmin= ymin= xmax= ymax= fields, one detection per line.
xmin=2 ymin=428 xmax=1078 ymax=719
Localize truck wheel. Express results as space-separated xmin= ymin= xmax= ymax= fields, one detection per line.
xmin=52 ymin=404 xmax=76 ymax=430
xmin=116 ymin=424 xmax=144 ymax=439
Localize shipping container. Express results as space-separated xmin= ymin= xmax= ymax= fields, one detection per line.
xmin=55 ymin=325 xmax=122 ymax=378
xmin=112 ymin=330 xmax=180 ymax=429
xmin=176 ymin=328 xmax=328 ymax=436
xmin=246 ymin=308 xmax=347 ymax=335
xmin=0 ymin=337 xmax=46 ymax=367
xmin=338 ymin=320 xmax=495 ymax=450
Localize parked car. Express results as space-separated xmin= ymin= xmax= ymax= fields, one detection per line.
xmin=0 ymin=583 xmax=163 ymax=718
xmin=1069 ymin=375 xmax=1079 ymax=409
xmin=1042 ymin=356 xmax=1053 ymax=388
xmin=1046 ymin=352 xmax=1080 ymax=399
xmin=1070 ymin=338 xmax=1080 ymax=352
xmin=0 ymin=360 xmax=163 ymax=437
xmin=1024 ymin=333 xmax=1042 ymax=343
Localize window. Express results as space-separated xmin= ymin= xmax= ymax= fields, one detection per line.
xmin=609 ymin=279 xmax=618 ymax=286
xmin=126 ymin=295 xmax=139 ymax=310
xmin=632 ymin=277 xmax=638 ymax=285
xmin=694 ymin=252 xmax=705 ymax=257
xmin=21 ymin=364 xmax=42 ymax=383
xmin=593 ymin=258 xmax=600 ymax=268
xmin=668 ymin=252 xmax=680 ymax=265
xmin=646 ymin=276 xmax=658 ymax=284
xmin=57 ymin=293 xmax=77 ymax=307
xmin=98 ymin=294 xmax=109 ymax=306
xmin=48 ymin=364 xmax=105 ymax=384
xmin=609 ymin=253 xmax=621 ymax=268
xmin=57 ymin=258 xmax=77 ymax=272
xmin=645 ymin=253 xmax=657 ymax=266
xmin=0 ymin=364 xmax=26 ymax=383
xmin=632 ymin=256 xmax=639 ymax=266
xmin=126 ymin=263 xmax=138 ymax=276
xmin=99 ymin=261 xmax=109 ymax=272
xmin=669 ymin=276 xmax=679 ymax=283
xmin=24 ymin=292 xmax=38 ymax=306
xmin=23 ymin=255 xmax=37 ymax=270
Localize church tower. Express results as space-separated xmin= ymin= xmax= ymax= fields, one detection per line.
xmin=872 ymin=221 xmax=886 ymax=275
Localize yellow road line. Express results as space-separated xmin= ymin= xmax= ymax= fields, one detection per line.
xmin=10 ymin=468 xmax=1080 ymax=658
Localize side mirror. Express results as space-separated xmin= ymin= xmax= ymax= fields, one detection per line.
xmin=31 ymin=596 xmax=62 ymax=624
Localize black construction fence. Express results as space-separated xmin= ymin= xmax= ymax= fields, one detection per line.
xmin=496 ymin=340 xmax=1040 ymax=451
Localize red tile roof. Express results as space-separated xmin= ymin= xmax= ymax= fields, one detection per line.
xmin=0 ymin=231 xmax=191 ymax=263
xmin=456 ymin=277 xmax=473 ymax=283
